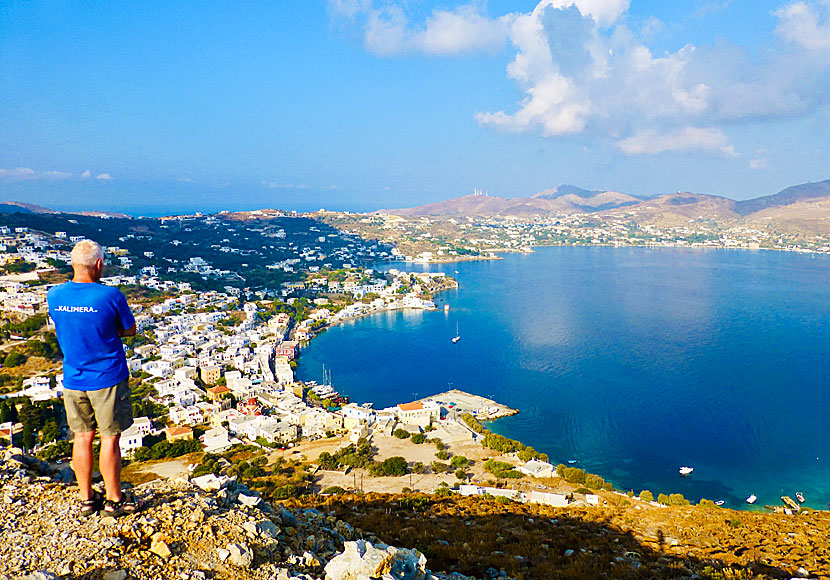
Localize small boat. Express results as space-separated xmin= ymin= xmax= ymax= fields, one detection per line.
xmin=796 ymin=492 xmax=805 ymax=503
xmin=714 ymin=500 xmax=725 ymax=506
xmin=444 ymin=304 xmax=450 ymax=312
xmin=452 ymin=322 xmax=460 ymax=343
xmin=567 ymin=459 xmax=578 ymax=464
xmin=746 ymin=494 xmax=757 ymax=504
xmin=679 ymin=466 xmax=694 ymax=476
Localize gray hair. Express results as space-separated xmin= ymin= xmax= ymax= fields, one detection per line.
xmin=70 ymin=240 xmax=104 ymax=267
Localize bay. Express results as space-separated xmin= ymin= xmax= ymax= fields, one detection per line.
xmin=296 ymin=246 xmax=830 ymax=510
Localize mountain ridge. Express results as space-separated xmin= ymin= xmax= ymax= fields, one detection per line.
xmin=378 ymin=180 xmax=830 ymax=223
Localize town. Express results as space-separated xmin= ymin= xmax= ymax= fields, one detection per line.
xmin=317 ymin=210 xmax=830 ymax=263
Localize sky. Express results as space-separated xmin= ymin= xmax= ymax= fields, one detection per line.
xmin=0 ymin=0 xmax=828 ymax=215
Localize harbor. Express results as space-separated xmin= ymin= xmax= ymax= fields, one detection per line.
xmin=412 ymin=388 xmax=518 ymax=421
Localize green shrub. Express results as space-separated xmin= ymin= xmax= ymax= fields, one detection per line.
xmin=454 ymin=468 xmax=467 ymax=480
xmin=410 ymin=433 xmax=426 ymax=444
xmin=3 ymin=351 xmax=26 ymax=367
xmin=450 ymin=455 xmax=469 ymax=468
xmin=657 ymin=493 xmax=670 ymax=505
xmin=575 ymin=487 xmax=592 ymax=494
xmin=393 ymin=428 xmax=411 ymax=439
xmin=484 ymin=459 xmax=521 ymax=479
xmin=639 ymin=490 xmax=654 ymax=502
xmin=323 ymin=486 xmax=346 ymax=495
xmin=585 ymin=473 xmax=605 ymax=490
xmin=374 ymin=456 xmax=408 ymax=476
xmin=435 ymin=449 xmax=450 ymax=460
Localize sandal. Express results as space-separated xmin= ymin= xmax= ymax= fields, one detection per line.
xmin=103 ymin=491 xmax=145 ymax=517
xmin=80 ymin=490 xmax=104 ymax=517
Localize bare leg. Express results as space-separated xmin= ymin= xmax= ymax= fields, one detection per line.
xmin=72 ymin=430 xmax=95 ymax=501
xmin=99 ymin=434 xmax=122 ymax=502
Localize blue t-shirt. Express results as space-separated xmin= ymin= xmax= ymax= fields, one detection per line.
xmin=47 ymin=281 xmax=135 ymax=391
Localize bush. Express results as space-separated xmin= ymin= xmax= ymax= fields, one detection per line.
xmin=585 ymin=473 xmax=605 ymax=490
xmin=484 ymin=459 xmax=521 ymax=479
xmin=37 ymin=440 xmax=72 ymax=461
xmin=602 ymin=482 xmax=615 ymax=492
xmin=495 ymin=496 xmax=512 ymax=505
xmin=435 ymin=450 xmax=450 ymax=460
xmin=562 ymin=467 xmax=586 ymax=484
xmin=657 ymin=493 xmax=670 ymax=505
xmin=639 ymin=490 xmax=654 ymax=502
xmin=374 ymin=456 xmax=408 ymax=476
xmin=412 ymin=461 xmax=426 ymax=474
xmin=393 ymin=429 xmax=411 ymax=439
xmin=575 ymin=487 xmax=592 ymax=494
xmin=454 ymin=468 xmax=467 ymax=480
xmin=450 ymin=455 xmax=469 ymax=468
xmin=669 ymin=493 xmax=690 ymax=506
xmin=410 ymin=433 xmax=426 ymax=444
xmin=431 ymin=461 xmax=449 ymax=474
xmin=3 ymin=351 xmax=26 ymax=367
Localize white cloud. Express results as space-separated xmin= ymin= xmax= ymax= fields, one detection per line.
xmin=95 ymin=173 xmax=113 ymax=180
xmin=541 ymin=0 xmax=630 ymax=27
xmin=44 ymin=170 xmax=73 ymax=180
xmin=329 ymin=1 xmax=511 ymax=56
xmin=775 ymin=0 xmax=830 ymax=50
xmin=617 ymin=127 xmax=730 ymax=155
xmin=0 ymin=167 xmax=37 ymax=180
xmin=334 ymin=0 xmax=830 ymax=155
xmin=80 ymin=169 xmax=92 ymax=179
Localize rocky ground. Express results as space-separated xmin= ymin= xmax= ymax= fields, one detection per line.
xmin=0 ymin=448 xmax=471 ymax=580
xmin=4 ymin=446 xmax=830 ymax=580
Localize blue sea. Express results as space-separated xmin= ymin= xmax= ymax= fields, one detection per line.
xmin=296 ymin=247 xmax=830 ymax=510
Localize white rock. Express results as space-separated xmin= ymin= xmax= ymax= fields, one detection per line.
xmin=216 ymin=548 xmax=230 ymax=561
xmin=238 ymin=493 xmax=262 ymax=507
xmin=102 ymin=571 xmax=128 ymax=580
xmin=191 ymin=473 xmax=228 ymax=492
xmin=227 ymin=542 xmax=254 ymax=568
xmin=325 ymin=540 xmax=429 ymax=580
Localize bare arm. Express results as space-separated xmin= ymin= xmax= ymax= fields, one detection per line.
xmin=118 ymin=323 xmax=137 ymax=338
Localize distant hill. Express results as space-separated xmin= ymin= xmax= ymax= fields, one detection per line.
xmin=380 ymin=180 xmax=830 ymax=232
xmin=379 ymin=186 xmax=644 ymax=217
xmin=0 ymin=201 xmax=131 ymax=219
xmin=0 ymin=201 xmax=58 ymax=214
xmin=736 ymin=179 xmax=830 ymax=216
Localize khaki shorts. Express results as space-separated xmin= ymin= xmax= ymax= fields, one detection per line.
xmin=64 ymin=379 xmax=134 ymax=437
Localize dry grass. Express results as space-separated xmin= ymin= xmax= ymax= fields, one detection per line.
xmin=289 ymin=493 xmax=830 ymax=580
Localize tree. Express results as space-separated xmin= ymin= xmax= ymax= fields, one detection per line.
xmin=21 ymin=425 xmax=35 ymax=450
xmin=4 ymin=351 xmax=26 ymax=367
xmin=410 ymin=433 xmax=426 ymax=444
xmin=40 ymin=420 xmax=60 ymax=444
xmin=450 ymin=455 xmax=469 ymax=468
xmin=393 ymin=429 xmax=411 ymax=439
xmin=376 ymin=456 xmax=408 ymax=476
xmin=639 ymin=490 xmax=654 ymax=502
xmin=657 ymin=493 xmax=670 ymax=505
xmin=455 ymin=469 xmax=467 ymax=481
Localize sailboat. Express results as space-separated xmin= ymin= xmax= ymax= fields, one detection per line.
xmin=452 ymin=322 xmax=460 ymax=343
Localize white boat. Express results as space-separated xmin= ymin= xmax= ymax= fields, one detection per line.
xmin=452 ymin=322 xmax=460 ymax=343
xmin=715 ymin=500 xmax=725 ymax=506
xmin=444 ymin=304 xmax=450 ymax=312
xmin=796 ymin=492 xmax=805 ymax=503
xmin=679 ymin=466 xmax=694 ymax=476
xmin=746 ymin=494 xmax=757 ymax=504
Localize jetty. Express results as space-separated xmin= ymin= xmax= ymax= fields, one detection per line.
xmin=413 ymin=389 xmax=518 ymax=421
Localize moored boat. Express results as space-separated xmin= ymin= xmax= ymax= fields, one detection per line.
xmin=796 ymin=492 xmax=805 ymax=503
xmin=679 ymin=466 xmax=694 ymax=476
xmin=714 ymin=500 xmax=725 ymax=506
xmin=746 ymin=494 xmax=757 ymax=504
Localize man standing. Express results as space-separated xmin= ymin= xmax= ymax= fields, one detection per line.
xmin=48 ymin=240 xmax=142 ymax=516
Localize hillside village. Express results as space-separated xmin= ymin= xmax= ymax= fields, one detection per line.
xmin=0 ymin=219 xmax=467 ymax=466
